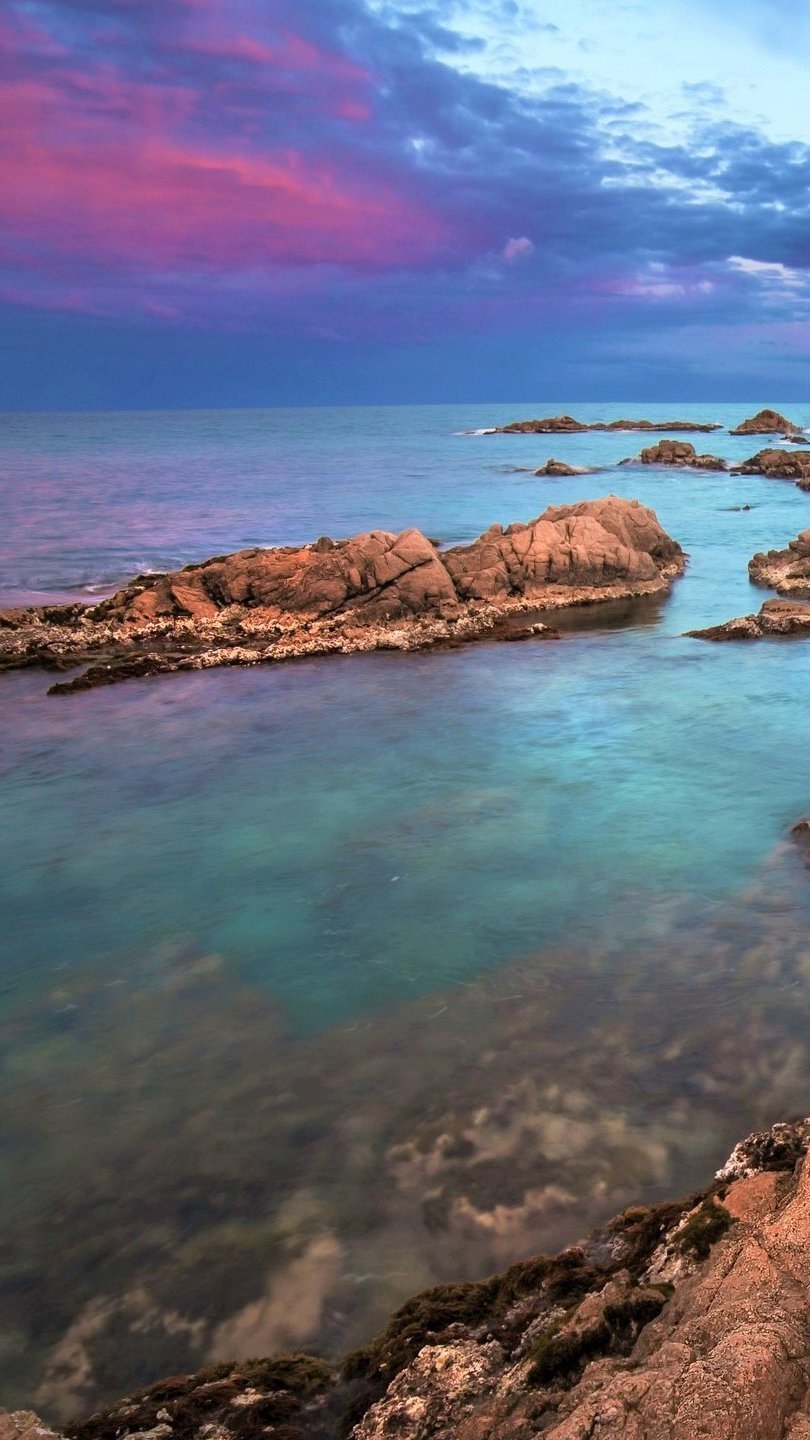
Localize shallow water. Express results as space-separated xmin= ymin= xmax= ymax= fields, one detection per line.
xmin=3 ymin=403 xmax=810 ymax=1415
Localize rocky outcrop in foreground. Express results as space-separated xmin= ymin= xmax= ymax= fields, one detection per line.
xmin=7 ymin=1120 xmax=810 ymax=1440
xmin=731 ymin=448 xmax=810 ymax=486
xmin=0 ymin=498 xmax=683 ymax=693
xmin=729 ymin=408 xmax=803 ymax=437
xmin=493 ymin=415 xmax=722 ymax=435
xmin=620 ymin=440 xmax=727 ymax=470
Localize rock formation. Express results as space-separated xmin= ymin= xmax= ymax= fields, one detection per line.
xmin=8 ymin=1120 xmax=810 ymax=1440
xmin=729 ymin=408 xmax=803 ymax=437
xmin=533 ymin=459 xmax=590 ymax=476
xmin=493 ymin=415 xmax=722 ymax=435
xmin=732 ymin=448 xmax=810 ymax=485
xmin=620 ymin=440 xmax=727 ymax=470
xmin=686 ymin=598 xmax=810 ymax=641
xmin=0 ymin=498 xmax=684 ymax=694
xmin=687 ymin=526 xmax=810 ymax=637
xmin=748 ymin=528 xmax=810 ymax=597
xmin=442 ymin=498 xmax=681 ymax=602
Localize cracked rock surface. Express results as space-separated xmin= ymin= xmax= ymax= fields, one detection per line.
xmin=0 ymin=497 xmax=683 ymax=694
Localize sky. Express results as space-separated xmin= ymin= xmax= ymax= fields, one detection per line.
xmin=2 ymin=0 xmax=810 ymax=407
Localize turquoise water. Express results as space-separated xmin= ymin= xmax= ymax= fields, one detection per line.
xmin=3 ymin=403 xmax=810 ymax=1415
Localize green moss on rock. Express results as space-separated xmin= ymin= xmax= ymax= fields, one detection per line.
xmin=676 ymin=1198 xmax=734 ymax=1261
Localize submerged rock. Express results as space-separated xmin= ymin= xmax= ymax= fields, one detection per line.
xmin=729 ymin=408 xmax=803 ymax=437
xmin=0 ymin=499 xmax=684 ymax=694
xmin=11 ymin=1119 xmax=810 ymax=1440
xmin=620 ymin=440 xmax=727 ymax=470
xmin=493 ymin=415 xmax=722 ymax=435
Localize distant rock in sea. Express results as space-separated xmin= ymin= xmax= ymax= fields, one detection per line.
xmin=492 ymin=414 xmax=723 ymax=435
xmin=619 ymin=439 xmax=727 ymax=470
xmin=729 ymin=408 xmax=803 ymax=437
xmin=731 ymin=447 xmax=810 ymax=486
xmin=0 ymin=497 xmax=684 ymax=693
xmin=533 ymin=458 xmax=591 ymax=476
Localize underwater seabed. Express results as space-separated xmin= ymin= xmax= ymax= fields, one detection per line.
xmin=4 ymin=836 xmax=810 ymax=1420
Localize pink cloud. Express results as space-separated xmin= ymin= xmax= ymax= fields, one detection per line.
xmin=0 ymin=4 xmax=449 ymax=323
xmin=174 ymin=23 xmax=375 ymax=123
xmin=0 ymin=74 xmax=444 ymax=278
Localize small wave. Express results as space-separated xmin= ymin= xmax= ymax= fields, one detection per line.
xmin=454 ymin=427 xmax=497 ymax=436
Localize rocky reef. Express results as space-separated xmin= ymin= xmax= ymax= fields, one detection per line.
xmin=493 ymin=415 xmax=722 ymax=435
xmin=6 ymin=1120 xmax=810 ymax=1440
xmin=0 ymin=498 xmax=684 ymax=694
xmin=729 ymin=408 xmax=803 ymax=437
xmin=619 ymin=440 xmax=727 ymax=470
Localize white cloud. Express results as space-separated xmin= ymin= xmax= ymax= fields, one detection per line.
xmin=503 ymin=236 xmax=535 ymax=262
xmin=727 ymin=255 xmax=804 ymax=288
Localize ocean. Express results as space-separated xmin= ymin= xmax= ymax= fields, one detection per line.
xmin=3 ymin=402 xmax=810 ymax=1416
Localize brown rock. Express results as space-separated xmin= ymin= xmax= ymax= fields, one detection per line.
xmin=0 ymin=1414 xmax=61 ymax=1440
xmin=494 ymin=416 xmax=722 ymax=435
xmin=628 ymin=440 xmax=727 ymax=470
xmin=498 ymin=414 xmax=589 ymax=434
xmin=591 ymin=418 xmax=722 ymax=433
xmin=0 ymin=502 xmax=684 ymax=692
xmin=687 ymin=597 xmax=810 ymax=641
xmin=721 ymin=1171 xmax=782 ymax=1223
xmin=729 ymin=408 xmax=803 ymax=436
xmin=94 ymin=529 xmax=460 ymax=627
xmin=534 ymin=459 xmax=590 ymax=476
xmin=733 ymin=448 xmax=810 ymax=482
xmin=443 ymin=497 xmax=683 ymax=601
xmin=748 ymin=528 xmax=810 ymax=596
